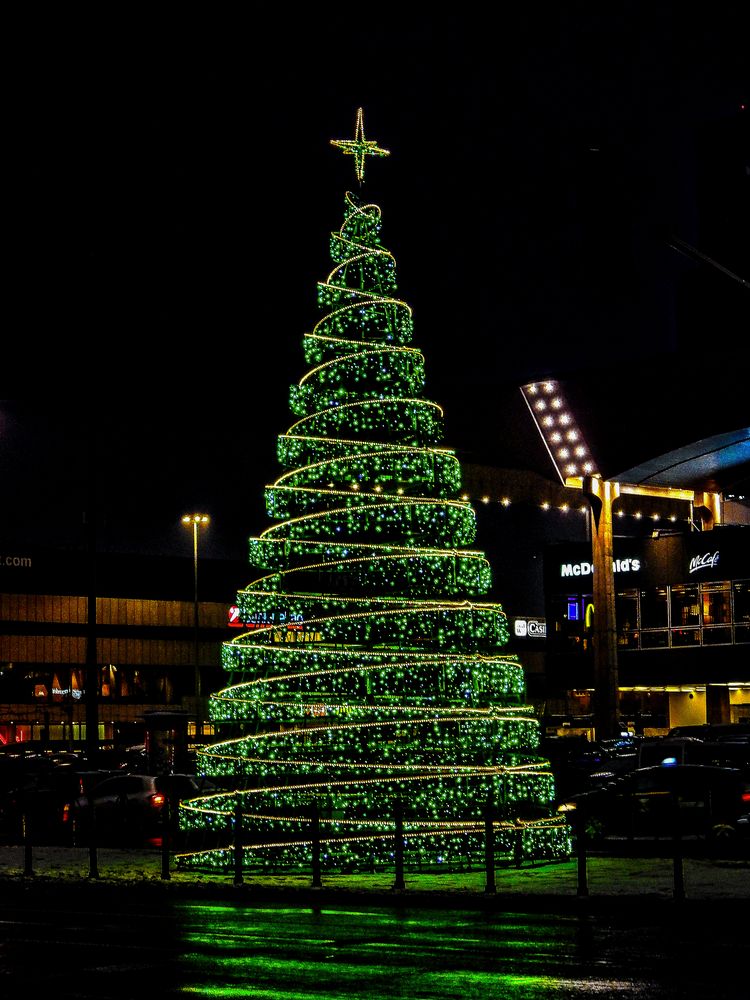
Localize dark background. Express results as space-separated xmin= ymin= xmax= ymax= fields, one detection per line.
xmin=5 ymin=6 xmax=749 ymax=562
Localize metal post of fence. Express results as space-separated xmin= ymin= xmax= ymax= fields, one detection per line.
xmin=514 ymin=821 xmax=524 ymax=869
xmin=87 ymin=802 xmax=99 ymax=880
xmin=393 ymin=798 xmax=405 ymax=892
xmin=233 ymin=801 xmax=244 ymax=887
xmin=575 ymin=805 xmax=588 ymax=897
xmin=484 ymin=799 xmax=496 ymax=894
xmin=22 ymin=813 xmax=33 ymax=878
xmin=672 ymin=791 xmax=685 ymax=901
xmin=161 ymin=796 xmax=171 ymax=880
xmin=311 ymin=799 xmax=322 ymax=888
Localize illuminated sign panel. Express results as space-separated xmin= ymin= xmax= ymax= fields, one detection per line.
xmin=227 ymin=606 xmax=322 ymax=642
xmin=227 ymin=606 xmax=304 ymax=630
xmin=560 ymin=557 xmax=641 ymax=578
xmin=272 ymin=630 xmax=323 ymax=643
xmin=546 ymin=531 xmax=748 ymax=594
xmin=688 ymin=550 xmax=720 ymax=574
xmin=513 ymin=617 xmax=547 ymax=638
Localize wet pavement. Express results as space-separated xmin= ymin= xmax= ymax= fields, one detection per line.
xmin=2 ymin=847 xmax=748 ymax=997
xmin=2 ymin=859 xmax=748 ymax=998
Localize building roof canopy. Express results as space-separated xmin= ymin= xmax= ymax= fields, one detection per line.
xmin=559 ymin=356 xmax=749 ymax=496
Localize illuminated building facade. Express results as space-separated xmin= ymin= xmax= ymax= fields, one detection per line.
xmin=543 ymin=526 xmax=750 ymax=734
xmin=457 ymin=462 xmax=749 ymax=736
xmin=466 ymin=363 xmax=749 ymax=739
xmin=0 ymin=549 xmax=244 ymax=750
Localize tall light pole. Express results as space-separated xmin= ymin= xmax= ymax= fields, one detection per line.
xmin=181 ymin=513 xmax=209 ymax=736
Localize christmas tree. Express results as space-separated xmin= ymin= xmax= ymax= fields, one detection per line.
xmin=177 ymin=110 xmax=571 ymax=874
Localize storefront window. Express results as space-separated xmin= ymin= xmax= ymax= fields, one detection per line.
xmin=548 ymin=595 xmax=587 ymax=651
xmin=641 ymin=630 xmax=669 ymax=648
xmin=671 ymin=628 xmax=701 ymax=647
xmin=618 ymin=690 xmax=668 ymax=733
xmin=671 ymin=584 xmax=700 ymax=627
xmin=640 ymin=587 xmax=668 ymax=629
xmin=617 ymin=631 xmax=640 ymax=649
xmin=701 ymin=582 xmax=731 ymax=625
xmin=616 ymin=589 xmax=638 ymax=629
xmin=703 ymin=626 xmax=732 ymax=645
xmin=733 ymin=580 xmax=750 ymax=624
xmin=0 ymin=663 xmax=36 ymax=701
xmin=616 ymin=588 xmax=639 ymax=648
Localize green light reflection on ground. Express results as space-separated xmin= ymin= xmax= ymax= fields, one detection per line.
xmin=172 ymin=902 xmax=646 ymax=998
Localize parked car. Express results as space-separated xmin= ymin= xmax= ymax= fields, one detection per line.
xmin=559 ymin=763 xmax=750 ymax=847
xmin=668 ymin=723 xmax=750 ymax=740
xmin=22 ymin=767 xmax=122 ymax=844
xmin=543 ymin=735 xmax=641 ymax=800
xmin=0 ymin=752 xmax=62 ymax=843
xmin=73 ymin=773 xmax=218 ymax=846
xmin=0 ymin=759 xmax=127 ymax=845
xmin=638 ymin=737 xmax=750 ymax=775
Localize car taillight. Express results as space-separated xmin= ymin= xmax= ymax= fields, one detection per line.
xmin=150 ymin=793 xmax=166 ymax=808
xmin=62 ymin=803 xmax=71 ymax=823
xmin=741 ymin=791 xmax=750 ymax=803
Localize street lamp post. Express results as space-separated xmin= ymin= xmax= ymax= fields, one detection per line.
xmin=181 ymin=513 xmax=209 ymax=737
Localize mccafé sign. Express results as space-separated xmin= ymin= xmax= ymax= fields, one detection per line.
xmin=688 ymin=550 xmax=720 ymax=574
xmin=560 ymin=557 xmax=641 ymax=578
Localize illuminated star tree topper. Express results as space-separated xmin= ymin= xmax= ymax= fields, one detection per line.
xmin=330 ymin=107 xmax=390 ymax=183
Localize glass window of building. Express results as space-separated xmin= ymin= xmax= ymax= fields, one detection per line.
xmin=671 ymin=628 xmax=701 ymax=647
xmin=616 ymin=589 xmax=639 ymax=630
xmin=701 ymin=582 xmax=731 ymax=625
xmin=549 ymin=595 xmax=587 ymax=651
xmin=641 ymin=629 xmax=669 ymax=648
xmin=734 ymin=581 xmax=750 ymax=644
xmin=700 ymin=581 xmax=732 ymax=645
xmin=703 ymin=626 xmax=732 ymax=645
xmin=733 ymin=580 xmax=750 ymax=624
xmin=616 ymin=589 xmax=639 ymax=648
xmin=671 ymin=584 xmax=700 ymax=628
xmin=641 ymin=586 xmax=668 ymax=629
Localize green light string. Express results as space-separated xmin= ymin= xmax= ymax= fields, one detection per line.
xmin=177 ymin=153 xmax=570 ymax=873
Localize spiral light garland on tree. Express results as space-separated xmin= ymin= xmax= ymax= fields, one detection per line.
xmin=177 ymin=110 xmax=571 ymax=873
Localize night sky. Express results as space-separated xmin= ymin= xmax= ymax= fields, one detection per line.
xmin=6 ymin=7 xmax=749 ymax=562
